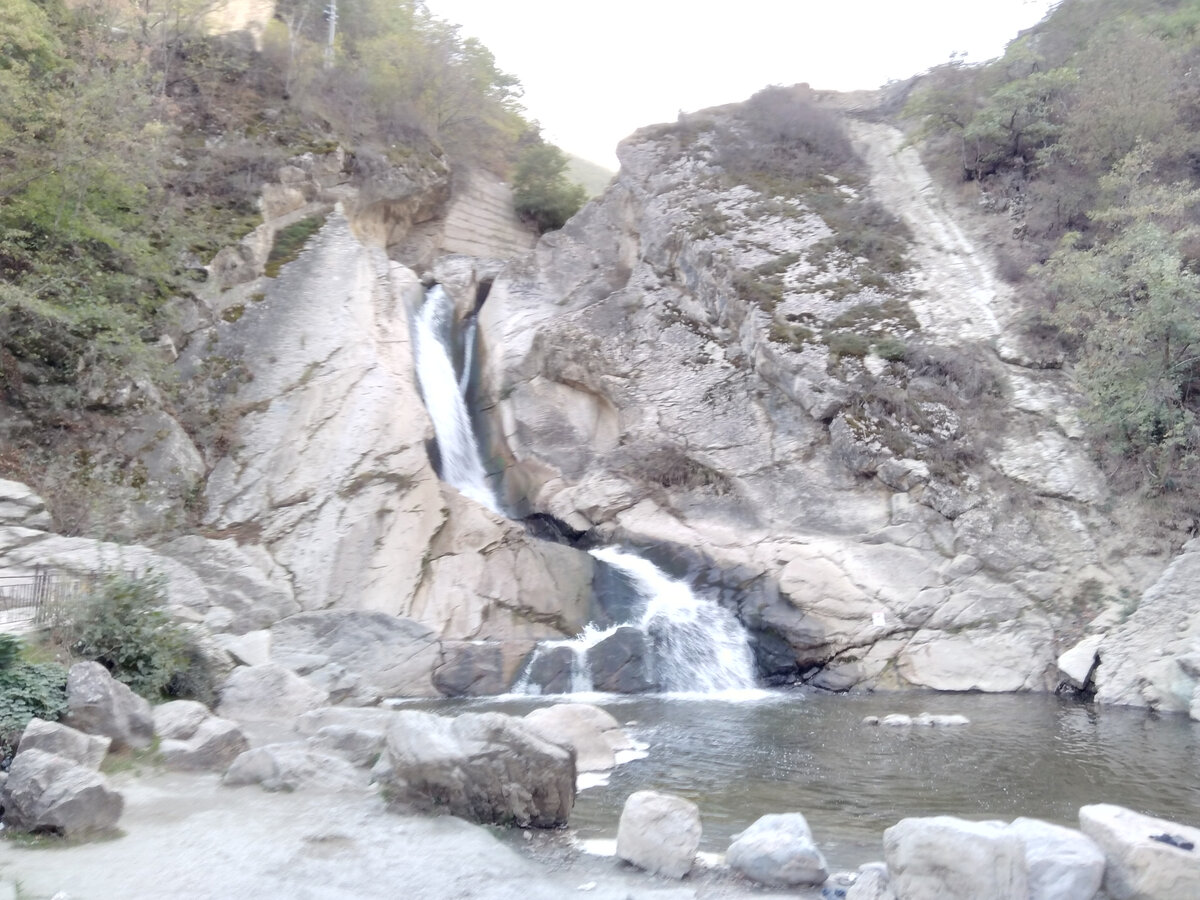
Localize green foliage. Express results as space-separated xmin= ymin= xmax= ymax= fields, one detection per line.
xmin=52 ymin=570 xmax=210 ymax=701
xmin=0 ymin=634 xmax=68 ymax=765
xmin=512 ymin=139 xmax=587 ymax=233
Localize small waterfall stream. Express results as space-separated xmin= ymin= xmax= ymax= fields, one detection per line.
xmin=412 ymin=283 xmax=757 ymax=696
xmin=413 ymin=285 xmax=500 ymax=513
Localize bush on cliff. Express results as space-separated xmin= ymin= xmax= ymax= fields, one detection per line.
xmin=512 ymin=138 xmax=588 ymax=233
xmin=0 ymin=634 xmax=68 ymax=767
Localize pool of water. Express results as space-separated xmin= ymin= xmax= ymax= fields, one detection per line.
xmin=419 ymin=690 xmax=1200 ymax=871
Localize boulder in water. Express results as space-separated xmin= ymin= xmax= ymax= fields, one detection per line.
xmin=846 ymin=862 xmax=896 ymax=900
xmin=726 ymin=812 xmax=829 ymax=887
xmin=524 ymin=645 xmax=578 ymax=694
xmin=372 ymin=710 xmax=575 ymax=827
xmin=522 ymin=703 xmax=636 ymax=772
xmin=616 ymin=790 xmax=701 ymax=879
xmin=588 ymin=627 xmax=654 ymax=693
xmin=434 ymin=640 xmax=536 ymax=697
xmin=1080 ymin=803 xmax=1200 ymax=900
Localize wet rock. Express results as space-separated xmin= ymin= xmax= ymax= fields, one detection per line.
xmin=434 ymin=640 xmax=536 ymax=697
xmin=523 ymin=646 xmax=577 ymax=695
xmin=223 ymin=742 xmax=365 ymax=792
xmin=372 ymin=710 xmax=574 ymax=827
xmin=522 ymin=703 xmax=635 ymax=772
xmin=269 ymin=611 xmax=441 ymax=699
xmin=726 ymin=812 xmax=829 ymax=887
xmin=884 ymin=816 xmax=1027 ymax=900
xmin=216 ymin=663 xmax=329 ymax=722
xmin=1057 ymin=635 xmax=1103 ymax=692
xmin=587 ymin=627 xmax=654 ymax=693
xmin=0 ymin=749 xmax=123 ymax=837
xmin=161 ymin=717 xmax=249 ymax=772
xmin=1079 ymin=803 xmax=1200 ymax=900
xmin=616 ymin=790 xmax=701 ymax=879
xmin=16 ymin=719 xmax=109 ymax=770
xmin=1008 ymin=817 xmax=1105 ymax=900
xmin=63 ymin=662 xmax=153 ymax=751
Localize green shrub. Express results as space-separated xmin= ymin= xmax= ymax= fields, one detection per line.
xmin=824 ymin=332 xmax=872 ymax=358
xmin=0 ymin=635 xmax=67 ymax=766
xmin=512 ymin=139 xmax=588 ymax=233
xmin=52 ymin=570 xmax=211 ymax=701
xmin=874 ymin=336 xmax=908 ymax=361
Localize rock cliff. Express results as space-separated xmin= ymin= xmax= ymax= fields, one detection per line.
xmin=473 ymin=92 xmax=1171 ymax=693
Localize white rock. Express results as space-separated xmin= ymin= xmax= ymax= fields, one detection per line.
xmin=0 ymin=749 xmax=123 ymax=837
xmin=1080 ymin=803 xmax=1200 ymax=900
xmin=522 ymin=704 xmax=635 ymax=772
xmin=1008 ymin=817 xmax=1104 ymax=900
xmin=884 ymin=816 xmax=1027 ymax=900
xmin=16 ymin=719 xmax=110 ymax=770
xmin=153 ymin=699 xmax=212 ymax=740
xmin=160 ymin=717 xmax=249 ymax=772
xmin=846 ymin=862 xmax=896 ymax=900
xmin=1057 ymin=635 xmax=1103 ymax=690
xmin=223 ymin=742 xmax=365 ymax=792
xmin=725 ymin=812 xmax=828 ymax=887
xmin=215 ymin=630 xmax=271 ymax=667
xmin=616 ymin=790 xmax=701 ymax=879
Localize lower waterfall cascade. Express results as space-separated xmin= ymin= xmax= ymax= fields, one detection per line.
xmin=412 ymin=282 xmax=758 ymax=695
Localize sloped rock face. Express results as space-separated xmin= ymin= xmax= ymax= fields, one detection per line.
xmin=195 ymin=210 xmax=594 ymax=642
xmin=473 ymin=94 xmax=1167 ymax=691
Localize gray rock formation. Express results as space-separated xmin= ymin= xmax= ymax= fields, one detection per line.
xmin=0 ymin=480 xmax=52 ymax=530
xmin=1 ymin=749 xmax=123 ymax=837
xmin=522 ymin=703 xmax=635 ymax=772
xmin=154 ymin=702 xmax=249 ymax=772
xmin=1094 ymin=541 xmax=1200 ymax=714
xmin=615 ymin=790 xmax=701 ymax=879
xmin=1080 ymin=804 xmax=1200 ymax=900
xmin=307 ymin=724 xmax=386 ymax=767
xmin=216 ymin=663 xmax=329 ymax=722
xmin=846 ymin=863 xmax=896 ymax=900
xmin=434 ymin=640 xmax=536 ymax=696
xmin=883 ymin=816 xmax=1027 ymax=900
xmin=16 ymin=719 xmax=110 ymax=771
xmin=270 ymin=611 xmax=442 ymax=699
xmin=465 ymin=98 xmax=1164 ymax=693
xmin=371 ymin=710 xmax=575 ymax=827
xmin=223 ymin=742 xmax=366 ymax=792
xmin=63 ymin=662 xmax=154 ymax=752
xmin=725 ymin=812 xmax=829 ymax=887
xmin=588 ymin=627 xmax=654 ymax=693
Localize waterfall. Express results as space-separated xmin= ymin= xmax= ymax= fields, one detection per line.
xmin=519 ymin=547 xmax=758 ymax=696
xmin=413 ymin=285 xmax=499 ymax=513
xmin=412 ymin=283 xmax=757 ymax=697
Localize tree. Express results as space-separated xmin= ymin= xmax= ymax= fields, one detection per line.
xmin=512 ymin=139 xmax=586 ymax=233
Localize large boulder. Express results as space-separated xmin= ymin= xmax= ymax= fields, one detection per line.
xmin=153 ymin=699 xmax=212 ymax=740
xmin=725 ymin=812 xmax=829 ymax=888
xmin=522 ymin=645 xmax=578 ymax=694
xmin=269 ymin=611 xmax=441 ymax=698
xmin=371 ymin=710 xmax=575 ymax=827
xmin=433 ymin=640 xmax=536 ymax=697
xmin=1080 ymin=803 xmax=1200 ymax=900
xmin=615 ymin=790 xmax=701 ymax=879
xmin=0 ymin=749 xmax=122 ymax=837
xmin=223 ymin=742 xmax=365 ymax=792
xmin=0 ymin=479 xmax=53 ymax=529
xmin=16 ymin=718 xmax=109 ymax=770
xmin=883 ymin=816 xmax=1027 ymax=900
xmin=1009 ymin=816 xmax=1105 ymax=900
xmin=62 ymin=662 xmax=153 ymax=751
xmin=216 ymin=663 xmax=329 ymax=722
xmin=522 ymin=703 xmax=635 ymax=772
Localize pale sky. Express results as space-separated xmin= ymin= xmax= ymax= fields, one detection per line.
xmin=424 ymin=0 xmax=1059 ymax=168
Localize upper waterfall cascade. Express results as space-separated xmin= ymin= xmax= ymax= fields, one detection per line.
xmin=413 ymin=285 xmax=500 ymax=513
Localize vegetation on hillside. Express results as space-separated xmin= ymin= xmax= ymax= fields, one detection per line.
xmin=905 ymin=0 xmax=1200 ymax=510
xmin=0 ymin=0 xmax=582 ymax=535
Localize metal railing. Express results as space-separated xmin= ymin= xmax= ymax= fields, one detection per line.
xmin=0 ymin=568 xmax=94 ymax=627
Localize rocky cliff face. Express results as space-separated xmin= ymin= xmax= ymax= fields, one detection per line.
xmin=473 ymin=95 xmax=1172 ymax=693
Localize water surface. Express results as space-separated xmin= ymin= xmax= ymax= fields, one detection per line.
xmin=430 ymin=690 xmax=1200 ymax=870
